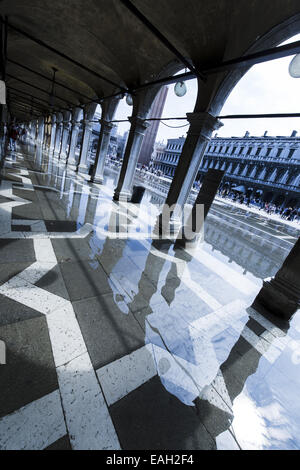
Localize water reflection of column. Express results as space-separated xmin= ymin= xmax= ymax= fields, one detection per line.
xmin=49 ymin=115 xmax=57 ymax=151
xmin=66 ymin=179 xmax=75 ymax=218
xmin=253 ymin=237 xmax=300 ymax=320
xmin=59 ymin=169 xmax=67 ymax=199
xmin=77 ymin=185 xmax=91 ymax=226
xmin=68 ymin=182 xmax=83 ymax=220
xmin=193 ymin=308 xmax=288 ymax=447
xmin=129 ymin=240 xmax=174 ymax=313
xmin=35 ymin=144 xmax=43 ymax=168
xmin=96 ymin=208 xmax=139 ymax=276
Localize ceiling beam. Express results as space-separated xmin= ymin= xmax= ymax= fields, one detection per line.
xmin=7 ymin=85 xmax=60 ymax=110
xmin=204 ymin=39 xmax=300 ymax=74
xmin=0 ymin=15 xmax=8 ymax=80
xmin=9 ymin=102 xmax=41 ymax=117
xmin=119 ymin=0 xmax=206 ymax=82
xmin=2 ymin=18 xmax=128 ymax=93
xmin=6 ymin=73 xmax=77 ymax=107
xmin=8 ymin=93 xmax=48 ymax=113
xmin=218 ymin=112 xmax=300 ymax=119
xmin=132 ymin=39 xmax=300 ymax=91
xmin=7 ymin=58 xmax=92 ymax=101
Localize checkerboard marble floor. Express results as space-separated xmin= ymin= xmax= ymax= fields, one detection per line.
xmin=0 ymin=142 xmax=300 ymax=450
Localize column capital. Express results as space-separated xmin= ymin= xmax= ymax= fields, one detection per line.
xmin=128 ymin=115 xmax=149 ymax=132
xmin=99 ymin=118 xmax=114 ymax=130
xmin=186 ymin=112 xmax=223 ymax=140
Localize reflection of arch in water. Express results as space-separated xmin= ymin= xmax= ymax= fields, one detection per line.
xmin=203 ymin=216 xmax=289 ymax=279
xmin=194 ymin=306 xmax=289 ymax=449
xmin=132 ymin=241 xmax=290 ymax=448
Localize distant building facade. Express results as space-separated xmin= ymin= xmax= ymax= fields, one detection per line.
xmin=152 ymin=136 xmax=185 ymax=176
xmin=152 ymin=130 xmax=300 ymax=208
xmin=138 ymin=86 xmax=168 ymax=166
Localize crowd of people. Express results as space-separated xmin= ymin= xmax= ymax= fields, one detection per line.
xmin=217 ymin=187 xmax=300 ymax=223
xmin=109 ymin=161 xmax=300 ymax=224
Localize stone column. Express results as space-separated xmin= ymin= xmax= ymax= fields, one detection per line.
xmin=0 ymin=105 xmax=7 ymax=140
xmin=253 ymin=236 xmax=300 ymax=320
xmin=59 ymin=119 xmax=71 ymax=159
xmin=29 ymin=120 xmax=37 ymax=141
xmin=67 ymin=120 xmax=80 ymax=166
xmin=77 ymin=120 xmax=93 ymax=173
xmin=42 ymin=117 xmax=48 ymax=148
xmin=90 ymin=119 xmax=114 ymax=183
xmin=49 ymin=115 xmax=57 ymax=151
xmin=175 ymin=169 xmax=224 ymax=247
xmin=35 ymin=143 xmax=43 ymax=167
xmin=90 ymin=97 xmax=120 ymax=183
xmin=54 ymin=120 xmax=63 ymax=154
xmin=113 ymin=116 xmax=149 ymax=201
xmin=37 ymin=117 xmax=45 ymax=144
xmin=165 ymin=112 xmax=223 ymax=219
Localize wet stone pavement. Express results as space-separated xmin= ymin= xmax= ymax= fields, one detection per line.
xmin=0 ymin=142 xmax=300 ymax=450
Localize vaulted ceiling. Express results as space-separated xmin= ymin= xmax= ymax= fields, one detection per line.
xmin=1 ymin=0 xmax=300 ymax=120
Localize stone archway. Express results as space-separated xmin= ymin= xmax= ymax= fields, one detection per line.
xmin=209 ymin=13 xmax=300 ymax=117
xmin=287 ymin=197 xmax=298 ymax=207
xmin=264 ymin=191 xmax=274 ymax=203
xmin=274 ymin=194 xmax=285 ymax=206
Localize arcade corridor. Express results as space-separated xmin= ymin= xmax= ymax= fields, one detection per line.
xmin=0 ymin=142 xmax=300 ymax=450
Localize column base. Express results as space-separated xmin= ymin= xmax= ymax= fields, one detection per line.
xmin=77 ymin=164 xmax=89 ymax=174
xmin=66 ymin=163 xmax=77 ymax=171
xmin=113 ymin=189 xmax=132 ymax=202
xmin=90 ymin=176 xmax=104 ymax=185
xmin=174 ymin=232 xmax=202 ymax=250
xmin=152 ymin=214 xmax=180 ymax=240
xmin=252 ymin=278 xmax=300 ymax=321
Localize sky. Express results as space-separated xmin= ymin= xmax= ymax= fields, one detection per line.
xmin=114 ymin=33 xmax=300 ymax=143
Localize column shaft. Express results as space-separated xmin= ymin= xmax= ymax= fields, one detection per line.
xmin=50 ymin=121 xmax=57 ymax=150
xmin=59 ymin=123 xmax=70 ymax=158
xmin=77 ymin=120 xmax=92 ymax=173
xmin=67 ymin=121 xmax=80 ymax=166
xmin=54 ymin=123 xmax=63 ymax=154
xmin=176 ymin=169 xmax=224 ymax=247
xmin=165 ymin=112 xmax=223 ymax=216
xmin=90 ymin=120 xmax=114 ymax=183
xmin=37 ymin=117 xmax=44 ymax=144
xmin=114 ymin=116 xmax=149 ymax=201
